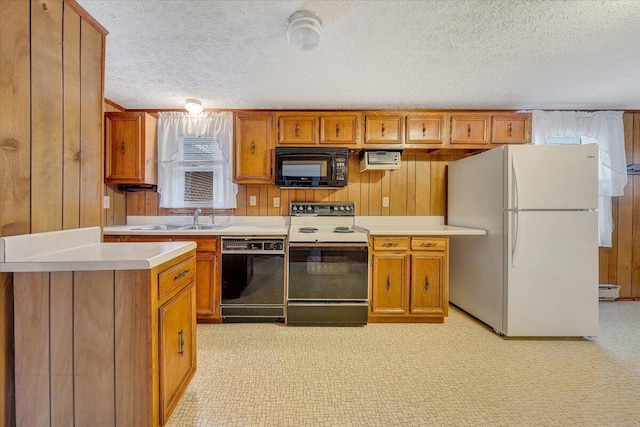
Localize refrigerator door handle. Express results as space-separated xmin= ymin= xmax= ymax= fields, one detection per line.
xmin=511 ymin=210 xmax=520 ymax=268
xmin=512 ymin=154 xmax=519 ymax=210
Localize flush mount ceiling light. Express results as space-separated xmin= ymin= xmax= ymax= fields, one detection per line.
xmin=287 ymin=10 xmax=322 ymax=51
xmin=184 ymin=99 xmax=203 ymax=114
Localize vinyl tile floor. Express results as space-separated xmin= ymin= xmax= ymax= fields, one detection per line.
xmin=167 ymin=302 xmax=640 ymax=426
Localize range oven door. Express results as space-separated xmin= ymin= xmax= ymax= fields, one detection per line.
xmin=287 ymin=243 xmax=369 ymax=325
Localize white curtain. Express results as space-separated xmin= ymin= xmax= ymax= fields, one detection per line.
xmin=157 ymin=112 xmax=237 ymax=209
xmin=529 ymin=110 xmax=627 ymax=246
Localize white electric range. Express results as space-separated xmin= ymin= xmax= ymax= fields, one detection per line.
xmin=286 ymin=202 xmax=369 ymax=326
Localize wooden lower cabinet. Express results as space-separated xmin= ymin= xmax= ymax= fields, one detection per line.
xmin=12 ymin=251 xmax=196 ymax=426
xmin=159 ymin=282 xmax=196 ymax=424
xmin=370 ymin=253 xmax=407 ymax=314
xmin=410 ymin=253 xmax=446 ymax=315
xmin=369 ymin=236 xmax=448 ymax=322
xmin=110 ymin=234 xmax=221 ymax=323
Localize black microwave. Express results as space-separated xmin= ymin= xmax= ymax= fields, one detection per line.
xmin=275 ymin=147 xmax=349 ymax=188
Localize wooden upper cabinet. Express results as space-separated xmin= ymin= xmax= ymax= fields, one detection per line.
xmin=234 ymin=112 xmax=273 ymax=184
xmin=319 ymin=113 xmax=361 ymax=146
xmin=105 ymin=111 xmax=157 ymax=185
xmin=406 ymin=113 xmax=447 ymax=145
xmin=364 ymin=113 xmax=405 ymax=145
xmin=491 ymin=113 xmax=531 ymax=144
xmin=275 ymin=112 xmax=361 ymax=146
xmin=276 ymin=113 xmax=317 ymax=145
xmin=450 ymin=113 xmax=491 ymax=145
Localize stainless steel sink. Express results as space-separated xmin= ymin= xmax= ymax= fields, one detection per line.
xmin=182 ymin=224 xmax=229 ymax=230
xmin=132 ymin=224 xmax=189 ymax=230
xmin=132 ymin=224 xmax=229 ymax=231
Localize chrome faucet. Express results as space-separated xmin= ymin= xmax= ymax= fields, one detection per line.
xmin=193 ymin=208 xmax=202 ymax=225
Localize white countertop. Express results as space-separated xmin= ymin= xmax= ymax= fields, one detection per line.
xmin=0 ymin=227 xmax=196 ymax=272
xmin=356 ymin=216 xmax=486 ymax=236
xmin=103 ymin=216 xmax=485 ymax=237
xmin=103 ymin=216 xmax=289 ymax=236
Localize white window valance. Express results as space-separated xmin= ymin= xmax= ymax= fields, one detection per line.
xmin=528 ymin=110 xmax=627 ymax=247
xmin=157 ymin=112 xmax=237 ymax=209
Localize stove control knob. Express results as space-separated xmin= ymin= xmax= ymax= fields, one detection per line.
xmin=307 ymin=206 xmax=312 ymax=211
xmin=345 ymin=206 xmax=351 ymax=211
xmin=334 ymin=206 xmax=338 ymax=211
xmin=292 ymin=206 xmax=298 ymax=211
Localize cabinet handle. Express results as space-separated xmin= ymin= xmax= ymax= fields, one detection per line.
xmin=381 ymin=122 xmax=386 ymax=137
xmin=120 ymin=142 xmax=125 ymax=154
xmin=295 ymin=123 xmax=300 ymax=137
xmin=174 ymin=269 xmax=190 ymax=280
xmin=251 ymin=141 xmax=255 ymax=154
xmin=178 ymin=329 xmax=185 ymax=356
xmin=467 ymin=124 xmax=472 ymax=138
xmin=386 ymin=275 xmax=391 ymax=291
xmin=422 ymin=123 xmax=426 ymax=137
xmin=420 ymin=242 xmax=437 ymax=247
xmin=382 ymin=242 xmax=398 ymax=247
xmin=425 ymin=276 xmax=430 ymax=291
xmin=335 ymin=123 xmax=340 ymax=137
xmin=508 ymin=122 xmax=513 ymax=137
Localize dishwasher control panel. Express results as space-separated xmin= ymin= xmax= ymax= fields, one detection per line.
xmin=222 ymin=238 xmax=285 ymax=253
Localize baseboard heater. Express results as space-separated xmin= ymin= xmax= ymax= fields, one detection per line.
xmin=599 ymin=284 xmax=620 ymax=301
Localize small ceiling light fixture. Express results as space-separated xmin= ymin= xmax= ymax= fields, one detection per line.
xmin=287 ymin=10 xmax=322 ymax=51
xmin=184 ymin=99 xmax=203 ymax=114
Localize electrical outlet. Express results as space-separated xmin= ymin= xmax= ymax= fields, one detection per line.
xmin=273 ymin=197 xmax=280 ymax=208
xmin=249 ymin=195 xmax=257 ymax=206
xmin=103 ymin=196 xmax=111 ymax=209
xmin=382 ymin=197 xmax=389 ymax=207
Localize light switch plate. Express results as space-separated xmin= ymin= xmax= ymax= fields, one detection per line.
xmin=249 ymin=195 xmax=257 ymax=206
xmin=103 ymin=196 xmax=111 ymax=209
xmin=273 ymin=197 xmax=280 ymax=208
xmin=382 ymin=197 xmax=389 ymax=207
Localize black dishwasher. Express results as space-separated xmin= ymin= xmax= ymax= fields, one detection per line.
xmin=221 ymin=237 xmax=285 ymax=322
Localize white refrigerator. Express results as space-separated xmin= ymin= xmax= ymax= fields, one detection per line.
xmin=448 ymin=144 xmax=599 ymax=337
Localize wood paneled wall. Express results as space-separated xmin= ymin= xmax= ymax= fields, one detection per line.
xmin=0 ymin=1 xmax=106 ymax=424
xmin=599 ymin=113 xmax=640 ymax=299
xmin=112 ymin=152 xmax=465 ymax=220
xmin=234 ymin=152 xmax=466 ymax=216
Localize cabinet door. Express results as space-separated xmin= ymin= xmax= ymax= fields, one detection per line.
xmin=364 ymin=114 xmax=405 ymax=145
xmin=410 ymin=253 xmax=445 ymax=315
xmin=491 ymin=113 xmax=531 ymax=144
xmin=450 ymin=114 xmax=491 ymax=145
xmin=159 ymin=283 xmax=196 ymax=425
xmin=370 ymin=253 xmax=407 ymax=314
xmin=195 ymin=250 xmax=219 ymax=320
xmin=171 ymin=237 xmax=220 ymax=322
xmin=105 ymin=113 xmax=142 ymax=182
xmin=319 ymin=113 xmax=361 ymax=146
xmin=234 ymin=113 xmax=273 ymax=183
xmin=277 ymin=115 xmax=317 ymax=145
xmin=406 ymin=114 xmax=447 ymax=145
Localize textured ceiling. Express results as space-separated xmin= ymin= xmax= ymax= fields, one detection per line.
xmin=78 ymin=0 xmax=640 ymax=111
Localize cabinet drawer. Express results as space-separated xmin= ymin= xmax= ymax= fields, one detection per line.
xmin=159 ymin=257 xmax=196 ymax=299
xmin=372 ymin=237 xmax=410 ymax=251
xmin=411 ymin=238 xmax=447 ymax=251
xmin=172 ymin=237 xmax=217 ymax=252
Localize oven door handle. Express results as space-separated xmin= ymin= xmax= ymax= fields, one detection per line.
xmin=289 ymin=243 xmax=369 ymax=249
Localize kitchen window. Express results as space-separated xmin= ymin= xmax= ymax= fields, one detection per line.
xmin=157 ymin=112 xmax=237 ymax=209
xmin=182 ymin=137 xmax=219 ymax=207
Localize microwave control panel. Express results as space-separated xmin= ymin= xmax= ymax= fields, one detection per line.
xmin=335 ymin=156 xmax=347 ymax=182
